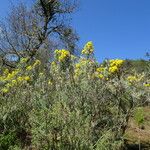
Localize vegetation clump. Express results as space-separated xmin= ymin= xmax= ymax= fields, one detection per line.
xmin=0 ymin=42 xmax=149 ymax=150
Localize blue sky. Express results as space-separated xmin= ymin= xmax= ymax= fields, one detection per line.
xmin=0 ymin=0 xmax=150 ymax=61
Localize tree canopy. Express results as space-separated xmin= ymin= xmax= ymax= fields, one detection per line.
xmin=0 ymin=0 xmax=79 ymax=67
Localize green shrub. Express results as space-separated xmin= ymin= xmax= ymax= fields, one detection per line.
xmin=0 ymin=42 xmax=149 ymax=149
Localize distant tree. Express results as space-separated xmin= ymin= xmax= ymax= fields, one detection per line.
xmin=0 ymin=0 xmax=79 ymax=67
xmin=145 ymin=52 xmax=150 ymax=61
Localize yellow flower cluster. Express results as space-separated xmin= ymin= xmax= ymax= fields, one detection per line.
xmin=26 ymin=65 xmax=32 ymax=71
xmin=74 ymin=63 xmax=82 ymax=79
xmin=94 ymin=59 xmax=124 ymax=79
xmin=1 ymin=88 xmax=9 ymax=93
xmin=108 ymin=59 xmax=124 ymax=73
xmin=20 ymin=57 xmax=29 ymax=63
xmin=1 ymin=75 xmax=31 ymax=93
xmin=97 ymin=74 xmax=104 ymax=79
xmin=143 ymin=83 xmax=150 ymax=87
xmin=74 ymin=59 xmax=89 ymax=79
xmin=127 ymin=74 xmax=144 ymax=84
xmin=17 ymin=76 xmax=31 ymax=82
xmin=1 ymin=41 xmax=149 ymax=95
xmin=33 ymin=59 xmax=41 ymax=66
xmin=50 ymin=61 xmax=59 ymax=75
xmin=127 ymin=75 xmax=138 ymax=83
xmin=96 ymin=66 xmax=105 ymax=73
xmin=0 ymin=69 xmax=20 ymax=82
xmin=0 ymin=63 xmax=34 ymax=93
xmin=25 ymin=59 xmax=41 ymax=71
xmin=48 ymin=80 xmax=53 ymax=85
xmin=95 ymin=66 xmax=105 ymax=79
xmin=74 ymin=59 xmax=97 ymax=80
xmin=3 ymin=68 xmax=9 ymax=75
xmin=54 ymin=49 xmax=70 ymax=62
xmin=82 ymin=41 xmax=94 ymax=55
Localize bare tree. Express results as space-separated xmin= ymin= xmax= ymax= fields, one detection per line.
xmin=0 ymin=0 xmax=79 ymax=67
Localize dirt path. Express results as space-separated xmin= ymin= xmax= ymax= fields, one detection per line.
xmin=125 ymin=107 xmax=150 ymax=150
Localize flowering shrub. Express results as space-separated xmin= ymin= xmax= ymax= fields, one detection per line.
xmin=54 ymin=49 xmax=71 ymax=62
xmin=82 ymin=41 xmax=94 ymax=55
xmin=0 ymin=42 xmax=149 ymax=149
xmin=0 ymin=58 xmax=41 ymax=94
xmin=108 ymin=59 xmax=124 ymax=73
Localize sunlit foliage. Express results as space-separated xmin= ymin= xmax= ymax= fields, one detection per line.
xmin=0 ymin=42 xmax=149 ymax=150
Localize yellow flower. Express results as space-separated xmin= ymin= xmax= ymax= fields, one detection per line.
xmin=82 ymin=41 xmax=94 ymax=55
xmin=54 ymin=49 xmax=59 ymax=54
xmin=109 ymin=66 xmax=118 ymax=73
xmin=98 ymin=74 xmax=104 ymax=79
xmin=81 ymin=49 xmax=86 ymax=54
xmin=143 ymin=83 xmax=150 ymax=87
xmin=75 ymin=63 xmax=81 ymax=69
xmin=1 ymin=88 xmax=9 ymax=93
xmin=51 ymin=61 xmax=56 ymax=66
xmin=6 ymin=73 xmax=13 ymax=80
xmin=26 ymin=65 xmax=32 ymax=71
xmin=20 ymin=57 xmax=29 ymax=63
xmin=96 ymin=67 xmax=105 ymax=73
xmin=48 ymin=80 xmax=52 ymax=85
xmin=106 ymin=78 xmax=109 ymax=81
xmin=51 ymin=61 xmax=58 ymax=72
xmin=109 ymin=59 xmax=124 ymax=67
xmin=6 ymin=83 xmax=12 ymax=88
xmin=24 ymin=76 xmax=30 ymax=81
xmin=127 ymin=75 xmax=138 ymax=83
xmin=3 ymin=69 xmax=9 ymax=75
xmin=17 ymin=76 xmax=30 ymax=83
xmin=17 ymin=76 xmax=24 ymax=82
xmin=58 ymin=55 xmax=64 ymax=62
xmin=33 ymin=59 xmax=41 ymax=66
xmin=55 ymin=49 xmax=70 ymax=62
xmin=108 ymin=59 xmax=124 ymax=74
xmin=11 ymin=80 xmax=17 ymax=86
xmin=127 ymin=73 xmax=144 ymax=84
xmin=74 ymin=68 xmax=82 ymax=80
xmin=39 ymin=72 xmax=44 ymax=76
